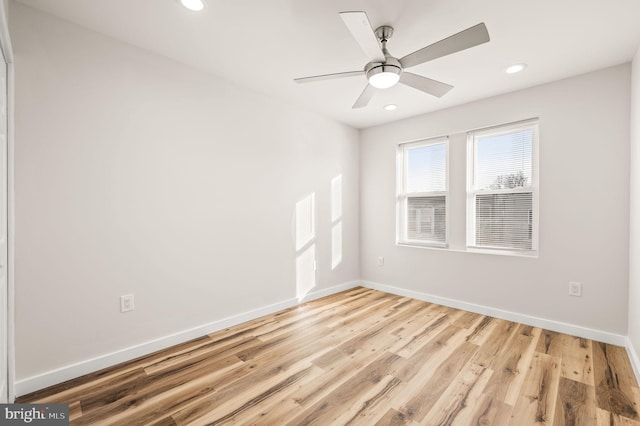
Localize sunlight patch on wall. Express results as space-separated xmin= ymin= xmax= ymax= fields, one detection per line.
xmin=295 ymin=193 xmax=316 ymax=299
xmin=296 ymin=245 xmax=316 ymax=299
xmin=331 ymin=175 xmax=343 ymax=270
xmin=331 ymin=175 xmax=342 ymax=222
xmin=331 ymin=222 xmax=342 ymax=270
xmin=295 ymin=193 xmax=315 ymax=251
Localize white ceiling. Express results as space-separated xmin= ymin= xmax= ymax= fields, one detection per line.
xmin=14 ymin=0 xmax=640 ymax=129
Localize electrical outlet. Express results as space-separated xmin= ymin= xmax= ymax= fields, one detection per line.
xmin=568 ymin=282 xmax=581 ymax=297
xmin=378 ymin=257 xmax=384 ymax=266
xmin=120 ymin=294 xmax=135 ymax=312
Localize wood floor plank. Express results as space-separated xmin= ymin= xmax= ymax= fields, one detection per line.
xmin=319 ymin=374 xmax=403 ymax=425
xmin=68 ymin=401 xmax=82 ymax=422
xmin=393 ymin=341 xmax=479 ymax=423
xmin=465 ymin=315 xmax=497 ymax=345
xmin=596 ymin=407 xmax=640 ymax=425
xmin=16 ymin=288 xmax=640 ymax=426
xmin=255 ymin=290 xmax=394 ymax=342
xmin=455 ymin=310 xmax=484 ymax=329
xmin=510 ymin=352 xmax=561 ymax=425
xmin=420 ymin=360 xmax=493 ymax=425
xmin=283 ymin=352 xmax=404 ymax=426
xmin=320 ymin=293 xmax=406 ymax=331
xmin=374 ymin=408 xmax=420 ymax=425
xmin=234 ymin=367 xmax=328 ymax=426
xmin=537 ymin=329 xmax=595 ymax=385
xmin=482 ymin=324 xmax=542 ymax=406
xmin=176 ymin=363 xmax=318 ymax=425
xmin=389 ymin=302 xmax=443 ymax=339
xmin=143 ymin=336 xmax=262 ymax=375
xmin=72 ymin=354 xmax=245 ymax=425
xmin=471 ymin=317 xmax=520 ymax=368
xmin=17 ymin=336 xmax=214 ymax=404
xmin=464 ymin=394 xmax=514 ymax=426
xmin=294 ymin=335 xmax=405 ymax=408
xmin=148 ymin=417 xmax=178 ymax=426
xmin=169 ymin=323 xmax=351 ymax=424
xmin=593 ymin=342 xmax=640 ymax=421
xmin=389 ymin=312 xmax=455 ymax=358
xmin=331 ymin=304 xmax=424 ymax=357
xmin=554 ymin=377 xmax=597 ymax=426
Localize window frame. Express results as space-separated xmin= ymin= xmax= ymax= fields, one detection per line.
xmin=396 ymin=136 xmax=450 ymax=248
xmin=466 ymin=119 xmax=539 ymax=255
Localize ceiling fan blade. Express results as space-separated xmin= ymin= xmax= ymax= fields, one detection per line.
xmin=339 ymin=11 xmax=386 ymax=63
xmin=294 ymin=70 xmax=364 ymax=84
xmin=353 ymin=84 xmax=375 ymax=109
xmin=399 ymin=23 xmax=490 ymax=69
xmin=400 ymin=72 xmax=453 ymax=98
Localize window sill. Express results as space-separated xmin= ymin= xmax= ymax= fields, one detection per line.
xmin=396 ymin=242 xmax=538 ymax=258
xmin=397 ymin=241 xmax=448 ymax=249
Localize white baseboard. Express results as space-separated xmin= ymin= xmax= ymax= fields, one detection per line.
xmin=626 ymin=337 xmax=640 ymax=385
xmin=361 ymin=280 xmax=627 ymax=346
xmin=15 ymin=281 xmax=360 ymax=398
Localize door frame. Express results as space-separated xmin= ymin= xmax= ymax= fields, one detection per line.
xmin=0 ymin=0 xmax=14 ymax=403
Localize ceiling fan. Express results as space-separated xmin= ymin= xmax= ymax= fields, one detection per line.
xmin=294 ymin=11 xmax=490 ymax=109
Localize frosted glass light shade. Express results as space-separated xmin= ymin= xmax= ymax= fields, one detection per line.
xmin=180 ymin=0 xmax=206 ymax=11
xmin=369 ymin=71 xmax=400 ymax=89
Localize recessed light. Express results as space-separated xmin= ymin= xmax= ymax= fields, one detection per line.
xmin=383 ymin=104 xmax=397 ymax=111
xmin=179 ymin=0 xmax=206 ymax=11
xmin=505 ymin=63 xmax=527 ymax=74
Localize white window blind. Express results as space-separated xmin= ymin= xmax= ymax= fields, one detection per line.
xmin=397 ymin=138 xmax=448 ymax=246
xmin=468 ymin=120 xmax=538 ymax=252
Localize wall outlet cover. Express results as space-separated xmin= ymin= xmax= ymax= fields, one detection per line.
xmin=120 ymin=294 xmax=135 ymax=312
xmin=568 ymin=282 xmax=581 ymax=297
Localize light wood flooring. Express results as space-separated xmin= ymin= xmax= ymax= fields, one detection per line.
xmin=18 ymin=287 xmax=640 ymax=425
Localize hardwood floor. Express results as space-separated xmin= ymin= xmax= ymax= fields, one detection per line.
xmin=18 ymin=287 xmax=640 ymax=425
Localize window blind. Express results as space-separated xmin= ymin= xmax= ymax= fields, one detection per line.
xmin=475 ymin=192 xmax=533 ymax=250
xmin=407 ymin=195 xmax=446 ymax=242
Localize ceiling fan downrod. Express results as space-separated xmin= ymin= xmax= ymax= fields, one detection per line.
xmin=365 ymin=26 xmax=402 ymax=88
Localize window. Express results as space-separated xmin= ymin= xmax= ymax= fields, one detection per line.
xmin=397 ymin=137 xmax=448 ymax=247
xmin=467 ymin=120 xmax=538 ymax=252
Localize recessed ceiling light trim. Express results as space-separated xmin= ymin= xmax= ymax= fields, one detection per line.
xmin=178 ymin=0 xmax=206 ymax=12
xmin=506 ymin=63 xmax=527 ymax=74
xmin=383 ymin=104 xmax=397 ymax=111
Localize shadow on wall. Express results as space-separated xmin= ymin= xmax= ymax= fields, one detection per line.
xmin=294 ymin=174 xmax=343 ymax=301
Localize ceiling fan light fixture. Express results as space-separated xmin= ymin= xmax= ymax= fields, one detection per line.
xmin=179 ymin=0 xmax=206 ymax=11
xmin=294 ymin=12 xmax=491 ymax=109
xmin=367 ymin=64 xmax=401 ymax=89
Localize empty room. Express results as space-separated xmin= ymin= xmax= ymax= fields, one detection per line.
xmin=1 ymin=0 xmax=640 ymax=424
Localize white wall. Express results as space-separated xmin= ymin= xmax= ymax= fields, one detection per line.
xmin=360 ymin=65 xmax=631 ymax=336
xmin=11 ymin=3 xmax=359 ymax=385
xmin=629 ymin=48 xmax=640 ymax=369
